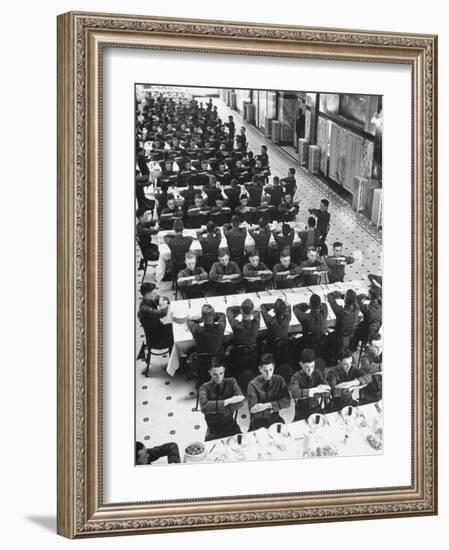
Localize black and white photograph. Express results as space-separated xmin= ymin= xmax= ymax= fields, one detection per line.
xmin=134 ymin=84 xmax=383 ymax=466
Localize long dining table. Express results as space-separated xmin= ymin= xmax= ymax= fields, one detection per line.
xmin=183 ymin=401 xmax=383 ymax=464
xmin=166 ymin=279 xmax=369 ymax=375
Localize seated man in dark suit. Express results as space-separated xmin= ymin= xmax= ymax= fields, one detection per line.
xmin=177 ymin=252 xmax=208 ymax=299
xmin=136 ymin=209 xmax=159 ymax=264
xmin=197 ymin=221 xmax=221 ymax=272
xmin=163 ymin=219 xmax=194 ymax=276
xmin=296 ymin=217 xmax=320 ymax=262
xmin=247 ymin=354 xmax=291 ymax=431
xmin=226 ymin=298 xmax=260 ymax=347
xmin=277 ymin=192 xmax=299 ymax=223
xmin=160 ymin=194 xmax=183 ymax=230
xmin=273 ymin=248 xmax=301 ymax=289
xmin=223 ymin=215 xmax=247 ymax=268
xmin=326 ymin=241 xmax=356 ymax=283
xmin=136 ymin=440 xmax=180 ymax=465
xmin=299 ymin=247 xmax=328 ymax=286
xmin=186 ymin=304 xmax=227 ymax=355
xmin=326 ymin=348 xmax=372 ymax=411
xmin=199 ymin=361 xmax=245 ymax=441
xmin=289 ymin=349 xmax=331 ymax=421
xmin=293 ymin=293 xmax=328 ymax=354
xmin=209 ymin=248 xmax=243 ymax=295
xmin=138 ymin=282 xmax=173 ymax=354
xmin=242 ymin=249 xmax=273 ymax=293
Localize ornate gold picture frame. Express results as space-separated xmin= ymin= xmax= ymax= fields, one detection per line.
xmin=57 ymin=11 xmax=438 ymax=538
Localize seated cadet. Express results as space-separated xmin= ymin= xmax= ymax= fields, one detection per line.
xmin=252 ymin=157 xmax=271 ymax=183
xmin=197 ymin=159 xmax=212 ymax=186
xmin=260 ymin=298 xmax=291 ymax=342
xmin=223 ymin=215 xmax=247 ymax=268
xmin=359 ymin=333 xmax=383 ymax=404
xmin=326 ymin=241 xmax=356 ymax=283
xmin=199 ymin=360 xmax=245 ymax=441
xmin=264 ymin=176 xmax=283 ymax=212
xmin=296 ymin=217 xmax=320 ymax=262
xmin=327 ymin=289 xmax=360 ymax=363
xmin=273 ymin=248 xmax=301 ymax=289
xmin=209 ymin=194 xmax=232 ymax=226
xmin=226 ymin=298 xmax=261 ymax=347
xmin=326 ymin=347 xmax=372 ymax=411
xmin=136 ymin=440 xmax=181 ymax=465
xmin=160 ymin=194 xmax=183 ymax=230
xmin=243 ymin=150 xmax=256 ymax=172
xmin=209 ymin=248 xmax=243 ymax=295
xmin=271 ymin=223 xmax=295 ymax=261
xmin=223 ymin=178 xmax=241 ymax=212
xmin=298 ymin=247 xmax=328 ymax=286
xmin=245 ymin=175 xmax=264 ymax=207
xmin=197 ymin=221 xmax=222 ymax=272
xmin=138 ymin=282 xmax=173 ymax=354
xmin=242 ymin=249 xmax=273 ymax=293
xmin=353 ymin=284 xmax=382 ymax=347
xmin=179 ymin=178 xmax=197 ymax=211
xmin=163 ymin=219 xmax=194 ymax=274
xmin=278 ymin=192 xmax=299 ymax=223
xmin=136 ymin=209 xmax=159 ymax=264
xmin=177 ymin=252 xmax=208 ymax=299
xmin=247 ymin=354 xmax=291 ymax=431
xmin=186 ymin=193 xmax=211 ymax=228
xmin=204 ymin=174 xmax=223 ymax=205
xmin=248 ymin=217 xmax=272 ymax=267
xmin=289 ymin=349 xmax=331 ymax=421
xmin=280 ymin=167 xmax=297 ymax=197
xmin=235 ymin=194 xmax=257 ymax=225
xmin=293 ymin=293 xmax=328 ymax=355
xmin=256 ymin=194 xmax=277 ymax=224
xmin=232 ymin=158 xmax=250 ymax=183
xmin=187 ymin=304 xmax=227 ymax=355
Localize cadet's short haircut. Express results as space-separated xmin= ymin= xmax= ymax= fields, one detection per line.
xmin=185 ymin=252 xmax=196 ymax=261
xmin=260 ymin=353 xmax=274 ymax=366
xmin=248 ymin=249 xmax=259 ymax=258
xmin=300 ymin=348 xmax=316 ymax=364
xmin=218 ymin=248 xmax=230 ymax=258
xmin=338 ymin=347 xmax=353 ymax=361
xmin=280 ymin=247 xmax=291 ymax=258
xmin=308 ymin=216 xmax=316 ymax=228
xmin=206 ymin=221 xmax=216 ymax=233
xmin=231 ymin=215 xmax=240 ymax=228
xmin=333 ymin=241 xmax=343 ymax=249
xmin=241 ymin=299 xmax=254 ymax=315
xmin=310 ymin=294 xmax=321 ymax=309
xmin=173 ymin=219 xmax=184 ymax=233
xmin=259 ymin=217 xmax=268 ymax=229
xmin=166 ymin=193 xmax=175 ymax=202
xmin=321 ymin=199 xmax=330 ymax=208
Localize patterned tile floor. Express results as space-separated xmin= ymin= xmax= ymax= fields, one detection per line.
xmin=135 ymin=97 xmax=382 ymax=464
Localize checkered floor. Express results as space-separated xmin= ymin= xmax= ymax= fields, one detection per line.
xmin=135 ymin=97 xmax=382 ymax=464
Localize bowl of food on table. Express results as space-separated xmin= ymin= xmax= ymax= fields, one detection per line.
xmin=184 ymin=441 xmax=206 ymax=462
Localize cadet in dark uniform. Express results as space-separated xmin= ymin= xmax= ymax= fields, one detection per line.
xmin=223 ymin=215 xmax=247 ymax=268
xmin=197 ymin=221 xmax=222 ymax=273
xmin=327 ymin=289 xmax=360 ymax=363
xmin=199 ymin=362 xmax=245 ymax=441
xmin=298 ymin=247 xmax=328 ymax=286
xmin=136 ymin=441 xmax=181 ymax=465
xmin=138 ymin=282 xmax=173 ymax=354
xmin=177 ymin=252 xmax=208 ymax=299
xmin=326 ymin=348 xmax=372 ymax=411
xmin=293 ymin=293 xmax=328 ymax=355
xmin=209 ymin=248 xmax=243 ymax=295
xmin=247 ymin=354 xmax=291 ymax=431
xmin=226 ymin=298 xmax=260 ymax=347
xmin=309 ymin=199 xmax=331 ymax=255
xmin=186 ymin=304 xmax=227 ymax=355
xmin=273 ymin=248 xmax=301 ymax=289
xmin=326 ymin=242 xmax=356 ymax=283
xmin=242 ymin=249 xmax=272 ymax=293
xmin=136 ymin=209 xmax=159 ymax=264
xmin=289 ymin=349 xmax=331 ymax=421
